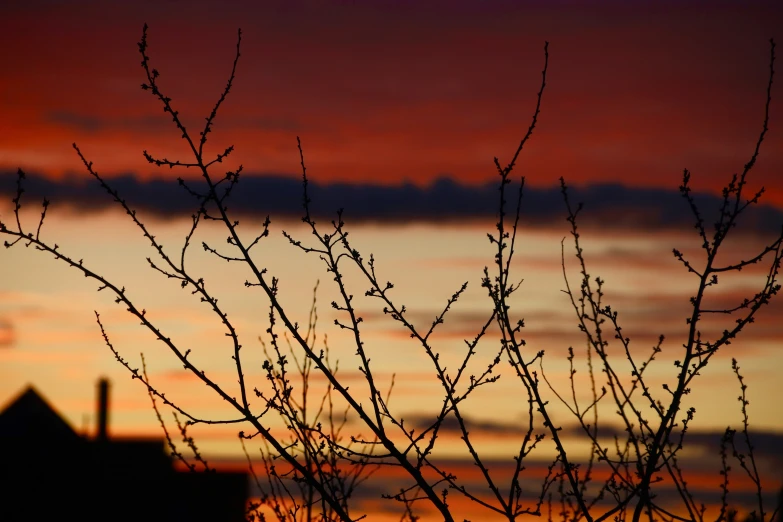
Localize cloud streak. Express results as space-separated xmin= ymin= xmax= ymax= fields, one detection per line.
xmin=0 ymin=318 xmax=14 ymax=348
xmin=2 ymin=170 xmax=782 ymax=233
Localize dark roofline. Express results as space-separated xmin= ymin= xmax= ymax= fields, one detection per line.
xmin=0 ymin=385 xmax=81 ymax=442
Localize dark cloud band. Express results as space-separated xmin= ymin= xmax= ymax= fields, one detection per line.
xmin=1 ymin=170 xmax=781 ymax=233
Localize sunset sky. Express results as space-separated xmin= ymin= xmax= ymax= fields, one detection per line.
xmin=1 ymin=1 xmax=782 ymax=520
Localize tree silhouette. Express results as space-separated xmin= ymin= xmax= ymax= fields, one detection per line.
xmin=1 ymin=25 xmax=781 ymax=522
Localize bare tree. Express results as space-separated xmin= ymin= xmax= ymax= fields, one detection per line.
xmin=1 ymin=25 xmax=780 ymax=522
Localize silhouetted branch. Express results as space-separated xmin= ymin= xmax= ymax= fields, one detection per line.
xmin=1 ymin=25 xmax=780 ymax=522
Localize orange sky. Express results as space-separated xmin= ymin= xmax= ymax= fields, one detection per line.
xmin=1 ymin=1 xmax=782 ymax=203
xmin=1 ymin=2 xmax=782 ymax=520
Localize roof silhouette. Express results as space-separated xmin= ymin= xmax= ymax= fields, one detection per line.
xmin=0 ymin=381 xmax=248 ymax=522
xmin=0 ymin=386 xmax=81 ymax=443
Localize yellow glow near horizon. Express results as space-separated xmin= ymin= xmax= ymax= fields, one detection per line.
xmin=1 ymin=205 xmax=781 ymax=465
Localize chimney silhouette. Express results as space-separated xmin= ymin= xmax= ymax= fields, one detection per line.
xmin=97 ymin=378 xmax=109 ymax=441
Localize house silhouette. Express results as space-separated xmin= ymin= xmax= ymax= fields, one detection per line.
xmin=0 ymin=379 xmax=248 ymax=522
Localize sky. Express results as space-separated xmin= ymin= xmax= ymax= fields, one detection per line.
xmin=1 ymin=1 xmax=782 ymax=520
